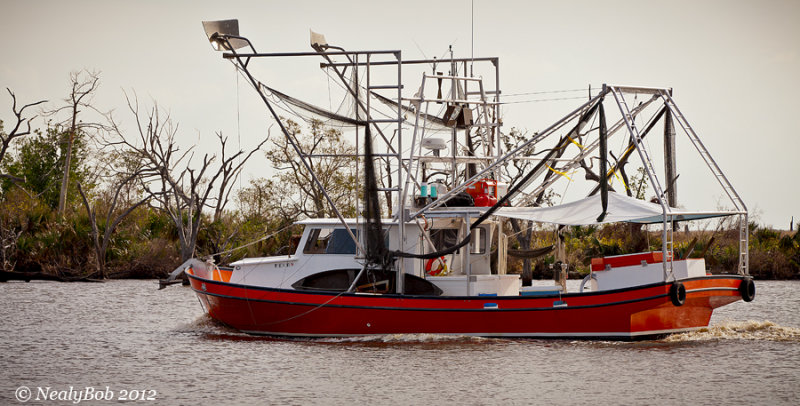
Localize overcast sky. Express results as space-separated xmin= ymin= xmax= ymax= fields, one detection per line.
xmin=1 ymin=0 xmax=798 ymax=229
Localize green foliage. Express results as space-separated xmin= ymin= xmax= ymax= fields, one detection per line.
xmin=779 ymin=235 xmax=797 ymax=251
xmin=755 ymin=227 xmax=780 ymax=241
xmin=628 ymin=167 xmax=649 ymax=200
xmin=514 ymin=220 xmax=800 ymax=280
xmin=14 ymin=213 xmax=95 ymax=275
xmin=568 ymin=225 xmax=598 ymax=239
xmin=587 ymin=236 xmax=623 ymax=257
xmin=144 ymin=210 xmax=172 ymax=239
xmin=1 ymin=126 xmax=93 ymax=210
xmin=744 ymin=224 xmax=799 ymax=279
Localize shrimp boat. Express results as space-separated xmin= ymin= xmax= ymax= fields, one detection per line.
xmin=162 ymin=20 xmax=755 ymax=339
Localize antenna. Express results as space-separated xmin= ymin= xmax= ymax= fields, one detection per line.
xmin=470 ymin=0 xmax=474 ymax=77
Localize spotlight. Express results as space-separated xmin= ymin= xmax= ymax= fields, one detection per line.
xmin=202 ymin=19 xmax=248 ymax=51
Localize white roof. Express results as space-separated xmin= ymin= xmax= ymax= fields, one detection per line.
xmin=495 ymin=192 xmax=738 ymax=226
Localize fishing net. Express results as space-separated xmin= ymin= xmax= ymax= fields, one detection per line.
xmin=363 ymin=128 xmax=394 ymax=272
xmin=597 ymin=98 xmax=609 ymax=222
xmin=369 ymin=90 xmax=449 ymax=129
xmin=508 ymin=245 xmax=555 ymax=259
xmin=252 ymin=74 xmax=450 ymax=133
xmin=257 ymin=82 xmax=367 ymax=126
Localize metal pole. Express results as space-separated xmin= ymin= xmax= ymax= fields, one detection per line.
xmin=396 ymin=51 xmax=405 ymax=294
xmin=465 ymin=212 xmax=472 ymax=296
xmin=494 ymin=58 xmax=501 ymax=182
xmin=664 ymin=104 xmax=678 ymax=209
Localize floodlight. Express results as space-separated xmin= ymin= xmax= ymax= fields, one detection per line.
xmin=202 ymin=19 xmax=249 ymax=51
xmin=310 ymin=29 xmax=345 ymax=52
xmin=310 ymin=30 xmax=328 ymax=49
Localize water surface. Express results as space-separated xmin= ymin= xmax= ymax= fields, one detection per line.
xmin=1 ymin=280 xmax=797 ymax=405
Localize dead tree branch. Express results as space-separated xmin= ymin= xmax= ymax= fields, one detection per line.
xmin=1 ymin=88 xmax=47 ymax=184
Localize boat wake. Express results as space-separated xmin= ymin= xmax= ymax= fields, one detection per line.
xmin=664 ymin=320 xmax=800 ymax=343
xmin=173 ymin=314 xmax=249 ymax=338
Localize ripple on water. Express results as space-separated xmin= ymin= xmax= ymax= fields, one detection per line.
xmin=3 ymin=280 xmax=800 ymax=405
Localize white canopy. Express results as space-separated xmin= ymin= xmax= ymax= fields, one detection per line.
xmin=495 ymin=192 xmax=735 ymax=226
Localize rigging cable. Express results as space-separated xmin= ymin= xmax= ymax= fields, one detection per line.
xmin=504 ymin=88 xmax=589 ymax=97
xmin=502 ymin=95 xmax=590 ymax=104
xmin=236 ymin=65 xmax=243 ymax=190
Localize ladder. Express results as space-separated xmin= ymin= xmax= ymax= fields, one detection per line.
xmin=363 ymin=53 xmax=404 ymax=207
xmin=657 ymin=90 xmax=749 ymax=275
xmin=608 ymin=86 xmax=675 ymax=280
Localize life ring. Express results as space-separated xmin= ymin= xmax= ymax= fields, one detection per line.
xmin=425 ymin=257 xmax=448 ymax=276
xmin=739 ymin=278 xmax=756 ymax=302
xmin=670 ymin=282 xmax=686 ymax=307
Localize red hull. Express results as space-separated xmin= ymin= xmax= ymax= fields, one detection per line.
xmin=186 ymin=271 xmax=746 ymax=339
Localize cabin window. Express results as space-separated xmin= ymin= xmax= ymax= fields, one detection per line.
xmin=303 ymin=228 xmax=359 ymax=255
xmin=430 ymin=228 xmax=460 ymax=253
xmin=428 ymin=227 xmax=486 ymax=255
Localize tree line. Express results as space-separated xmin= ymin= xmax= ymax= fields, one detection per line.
xmin=0 ymin=71 xmax=797 ymax=281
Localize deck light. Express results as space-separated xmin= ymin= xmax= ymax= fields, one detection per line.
xmin=310 ymin=30 xmax=328 ymax=49
xmin=202 ymin=19 xmax=248 ymax=51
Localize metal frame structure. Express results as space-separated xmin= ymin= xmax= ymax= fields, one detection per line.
xmin=203 ymin=21 xmax=749 ymax=299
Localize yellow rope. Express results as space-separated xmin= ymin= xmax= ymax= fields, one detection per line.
xmin=547 ymin=165 xmax=573 ymax=181
xmin=567 ymin=135 xmax=584 ymax=149
xmin=606 ymin=168 xmax=628 ymax=191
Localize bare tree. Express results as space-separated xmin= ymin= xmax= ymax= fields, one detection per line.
xmin=1 ymin=88 xmax=47 ymax=184
xmin=264 ymin=119 xmax=358 ymax=219
xmin=45 ymin=70 xmax=103 ymax=216
xmin=110 ymin=93 xmax=265 ymax=261
xmin=76 ymin=164 xmax=150 ymax=278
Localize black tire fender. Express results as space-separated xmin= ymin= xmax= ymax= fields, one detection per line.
xmin=739 ymin=278 xmax=756 ymax=302
xmin=670 ymin=282 xmax=686 ymax=307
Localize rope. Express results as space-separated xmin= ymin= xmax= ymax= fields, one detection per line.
xmin=502 ymin=95 xmax=589 ymax=104
xmin=503 ymin=88 xmax=590 ymax=97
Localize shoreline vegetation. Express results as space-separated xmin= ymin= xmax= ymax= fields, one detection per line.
xmin=2 ymin=73 xmax=798 ymax=283
xmin=1 ymin=200 xmax=797 ymax=283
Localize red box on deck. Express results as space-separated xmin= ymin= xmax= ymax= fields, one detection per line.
xmin=591 ymin=251 xmax=671 ymax=272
